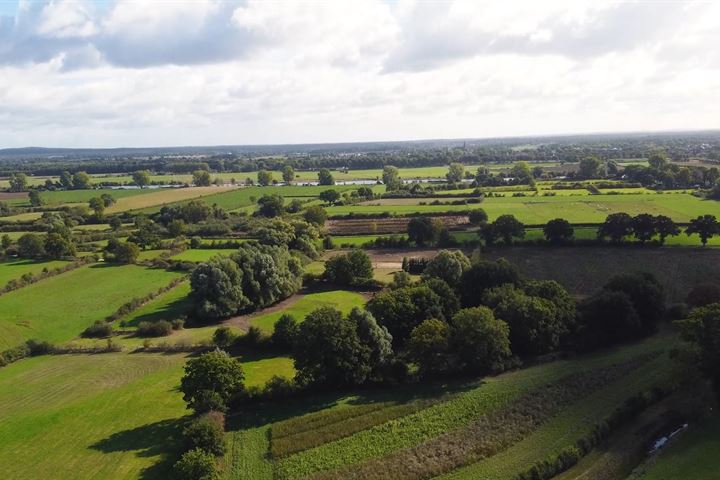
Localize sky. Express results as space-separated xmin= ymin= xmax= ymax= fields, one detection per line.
xmin=0 ymin=0 xmax=719 ymax=148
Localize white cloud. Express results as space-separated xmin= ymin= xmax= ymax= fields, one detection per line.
xmin=0 ymin=0 xmax=718 ymax=147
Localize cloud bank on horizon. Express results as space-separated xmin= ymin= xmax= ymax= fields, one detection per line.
xmin=0 ymin=0 xmax=718 ymax=148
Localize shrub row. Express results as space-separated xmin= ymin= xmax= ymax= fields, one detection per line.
xmin=329 ymin=210 xmax=476 ymax=220
xmin=133 ymin=339 xmax=213 ymax=353
xmin=0 ymin=340 xmax=53 ymax=367
xmin=1 ymin=338 xmax=120 ymax=368
xmin=135 ymin=319 xmax=184 ymax=337
xmin=515 ymin=386 xmax=671 ymax=480
xmin=0 ymin=256 xmax=95 ymax=296
xmin=109 ymin=277 xmax=185 ymax=322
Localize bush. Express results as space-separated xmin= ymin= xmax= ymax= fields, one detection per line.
xmin=180 ymin=350 xmax=245 ymax=413
xmin=136 ymin=320 xmax=173 ymax=337
xmin=261 ymin=375 xmax=299 ymax=400
xmin=173 ymin=448 xmax=219 ymax=480
xmin=26 ymin=339 xmax=54 ymax=356
xmin=82 ymin=321 xmax=113 ymax=338
xmin=271 ymin=314 xmax=299 ymax=350
xmin=212 ymin=326 xmax=236 ymax=348
xmin=182 ymin=412 xmax=226 ymax=456
xmin=686 ymin=283 xmax=720 ymax=308
xmin=323 ymin=250 xmax=373 ymax=286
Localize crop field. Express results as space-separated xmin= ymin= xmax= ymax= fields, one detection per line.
xmin=484 ymin=246 xmax=720 ymax=301
xmin=249 ymin=290 xmax=366 ymax=333
xmin=0 ymin=264 xmax=183 ymax=350
xmin=0 ymin=353 xmax=189 ymax=480
xmin=105 ymin=186 xmax=237 ymax=213
xmin=0 ymin=258 xmax=70 ymax=288
xmin=225 ymin=334 xmax=671 ymax=480
xmin=638 ymin=413 xmax=720 ymax=479
xmin=437 ymin=350 xmax=676 ymax=479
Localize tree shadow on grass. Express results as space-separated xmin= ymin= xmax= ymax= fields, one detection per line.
xmin=90 ymin=416 xmax=191 ymax=480
xmin=225 ymin=375 xmax=478 ymax=432
xmin=123 ymin=295 xmax=192 ymax=328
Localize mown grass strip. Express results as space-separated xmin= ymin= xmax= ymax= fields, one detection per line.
xmin=271 ymin=400 xmax=437 ymax=459
xmin=304 ymin=354 xmax=657 ymax=480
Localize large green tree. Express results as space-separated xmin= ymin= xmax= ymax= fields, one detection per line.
xmin=293 ymin=307 xmax=372 ymax=387
xmin=190 ymin=243 xmax=303 ymax=321
xmin=450 ymin=307 xmax=511 ymax=373
xmin=382 ymin=165 xmax=402 ymax=190
xmin=422 ymin=249 xmax=470 ymax=287
xmin=446 ymin=162 xmax=465 ymax=183
xmin=686 ymin=214 xmax=720 ymax=246
xmin=598 ymin=212 xmax=633 ymax=243
xmin=180 ymin=350 xmax=245 ymax=413
xmin=317 ymin=168 xmax=335 ymax=186
xmin=366 ymin=285 xmax=444 ymax=346
xmin=324 ymin=249 xmax=373 ymax=286
xmin=677 ymin=303 xmax=720 ymax=400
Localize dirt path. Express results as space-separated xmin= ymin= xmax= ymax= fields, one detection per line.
xmin=223 ymin=293 xmax=305 ymax=330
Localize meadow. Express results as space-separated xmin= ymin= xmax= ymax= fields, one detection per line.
xmin=323 ymin=192 xmax=720 ymax=223
xmin=0 ymin=264 xmax=182 ymax=349
xmin=248 ymin=290 xmax=367 ymax=333
xmin=171 ymin=248 xmax=236 ymax=262
xmin=105 ymin=186 xmax=237 ymax=213
xmin=0 ymin=258 xmax=70 ymax=288
xmin=39 ymin=188 xmax=156 ymax=207
xmin=0 ymin=353 xmax=190 ymax=480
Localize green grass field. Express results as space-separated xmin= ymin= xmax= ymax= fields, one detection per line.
xmin=39 ymin=188 xmax=156 ymax=207
xmin=0 ymin=264 xmax=183 ymax=350
xmin=171 ymin=248 xmax=236 ymax=262
xmin=322 ymin=192 xmax=720 ymax=223
xmin=638 ymin=413 xmax=720 ymax=480
xmin=0 ymin=353 xmax=190 ymax=480
xmin=0 ymin=258 xmax=70 ymax=288
xmin=146 ymin=185 xmax=366 ymax=214
xmin=250 ymin=290 xmax=367 ymax=333
xmin=479 ymin=192 xmax=720 ymax=224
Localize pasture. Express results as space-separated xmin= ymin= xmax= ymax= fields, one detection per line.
xmin=105 ymin=186 xmax=237 ymax=213
xmin=248 ymin=290 xmax=367 ymax=333
xmin=324 ymin=192 xmax=720 ymax=223
xmin=0 ymin=264 xmax=182 ymax=350
xmin=39 ymin=188 xmax=155 ymax=207
xmin=0 ymin=353 xmax=189 ymax=480
xmin=171 ymin=248 xmax=236 ymax=262
xmin=0 ymin=258 xmax=70 ymax=288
